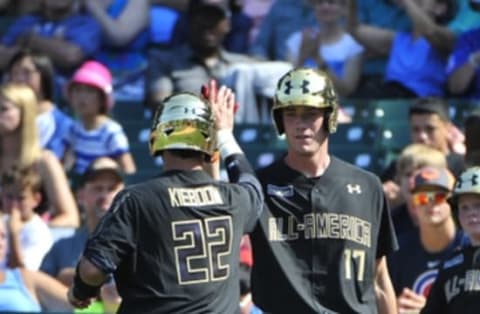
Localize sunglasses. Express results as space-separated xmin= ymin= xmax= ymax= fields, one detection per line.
xmin=412 ymin=191 xmax=449 ymax=206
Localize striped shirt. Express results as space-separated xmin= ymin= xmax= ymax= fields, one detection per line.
xmin=64 ymin=118 xmax=130 ymax=175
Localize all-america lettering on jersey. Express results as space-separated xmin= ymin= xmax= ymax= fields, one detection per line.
xmin=168 ymin=186 xmax=223 ymax=207
xmin=267 ymin=213 xmax=371 ymax=247
xmin=443 ymin=252 xmax=480 ymax=302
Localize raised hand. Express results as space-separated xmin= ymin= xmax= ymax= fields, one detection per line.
xmin=205 ymin=80 xmax=236 ymax=132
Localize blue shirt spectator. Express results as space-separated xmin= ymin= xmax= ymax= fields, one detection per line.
xmin=1 ymin=7 xmax=101 ymax=74
xmin=386 ymin=31 xmax=447 ymax=96
xmin=36 ymin=107 xmax=73 ymax=159
xmin=40 ymin=228 xmax=88 ymax=278
xmin=447 ymin=27 xmax=480 ymax=98
xmin=249 ymin=0 xmax=316 ymax=60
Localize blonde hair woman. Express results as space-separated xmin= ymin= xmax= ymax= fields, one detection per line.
xmin=0 ymin=83 xmax=79 ymax=227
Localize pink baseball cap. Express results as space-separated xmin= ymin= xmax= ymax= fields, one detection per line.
xmin=69 ymin=60 xmax=114 ymax=110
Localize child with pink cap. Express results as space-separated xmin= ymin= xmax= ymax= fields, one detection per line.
xmin=63 ymin=61 xmax=136 ymax=178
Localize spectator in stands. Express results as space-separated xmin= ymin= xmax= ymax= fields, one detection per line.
xmin=41 ymin=157 xmax=124 ymax=313
xmin=0 ymin=215 xmax=72 ymax=312
xmin=389 ymin=144 xmax=449 ymax=237
xmin=1 ymin=165 xmax=53 ymax=270
xmin=63 ymin=60 xmax=136 ymax=178
xmin=242 ymin=0 xmax=273 ymax=45
xmin=347 ymin=0 xmax=455 ymax=97
xmin=174 ymin=0 xmax=254 ymax=54
xmin=82 ymin=0 xmax=149 ymax=100
xmin=6 ymin=50 xmax=72 ymax=160
xmin=388 ymin=166 xmax=468 ymax=314
xmin=447 ymin=26 xmax=480 ymax=98
xmin=148 ymin=4 xmax=291 ymax=123
xmin=286 ymin=0 xmax=364 ymax=97
xmin=0 ymin=0 xmax=41 ymax=17
xmin=0 ymin=83 xmax=79 ymax=227
xmin=249 ymin=0 xmax=316 ymax=61
xmin=464 ymin=110 xmax=480 ymax=166
xmin=408 ymin=98 xmax=465 ymax=176
xmin=382 ymin=98 xmax=465 ymax=207
xmin=0 ymin=0 xmax=101 ymax=74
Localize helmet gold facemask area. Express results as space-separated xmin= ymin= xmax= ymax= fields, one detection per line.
xmin=273 ymin=68 xmax=339 ymax=135
xmin=149 ymin=93 xmax=216 ymax=158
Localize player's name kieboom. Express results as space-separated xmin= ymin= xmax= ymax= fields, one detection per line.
xmin=268 ymin=213 xmax=371 ymax=247
xmin=168 ymin=186 xmax=224 ymax=207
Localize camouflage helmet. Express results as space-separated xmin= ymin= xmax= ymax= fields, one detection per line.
xmin=149 ymin=92 xmax=216 ymax=157
xmin=453 ymin=167 xmax=480 ymax=197
xmin=273 ymin=68 xmax=339 ymax=135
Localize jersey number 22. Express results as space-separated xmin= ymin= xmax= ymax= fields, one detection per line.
xmin=172 ymin=216 xmax=233 ymax=285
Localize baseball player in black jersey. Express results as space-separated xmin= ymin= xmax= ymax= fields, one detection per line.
xmin=67 ymin=84 xmax=264 ymax=314
xmin=250 ymin=68 xmax=398 ymax=314
xmin=422 ymin=167 xmax=480 ymax=314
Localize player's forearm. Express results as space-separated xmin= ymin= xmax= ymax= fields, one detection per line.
xmin=375 ymin=257 xmax=397 ymax=314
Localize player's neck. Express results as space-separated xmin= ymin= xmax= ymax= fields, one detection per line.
xmin=285 ymin=150 xmax=330 ymax=178
xmin=419 ymin=218 xmax=456 ymax=253
xmin=162 ymin=154 xmax=204 ymax=172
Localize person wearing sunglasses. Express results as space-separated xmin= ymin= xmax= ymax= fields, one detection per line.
xmin=422 ymin=166 xmax=480 ymax=314
xmin=387 ymin=166 xmax=469 ymax=314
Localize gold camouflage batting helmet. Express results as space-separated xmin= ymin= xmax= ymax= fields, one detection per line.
xmin=149 ymin=92 xmax=216 ymax=157
xmin=273 ymin=68 xmax=339 ymax=135
xmin=453 ymin=167 xmax=480 ymax=196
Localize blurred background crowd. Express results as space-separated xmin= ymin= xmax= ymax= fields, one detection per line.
xmin=0 ymin=0 xmax=479 ymax=313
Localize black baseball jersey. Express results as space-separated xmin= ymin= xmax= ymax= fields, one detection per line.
xmin=251 ymin=156 xmax=398 ymax=314
xmin=421 ymin=245 xmax=480 ymax=314
xmin=83 ymin=154 xmax=263 ymax=314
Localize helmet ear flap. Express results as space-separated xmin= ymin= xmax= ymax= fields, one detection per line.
xmin=272 ymin=108 xmax=285 ymax=135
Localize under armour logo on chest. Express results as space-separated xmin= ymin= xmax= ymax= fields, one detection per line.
xmin=346 ymin=184 xmax=362 ymax=194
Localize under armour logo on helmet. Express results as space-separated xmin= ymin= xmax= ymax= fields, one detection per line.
xmin=456 ymin=174 xmax=478 ymax=189
xmin=301 ymin=80 xmax=310 ymax=93
xmin=284 ymin=80 xmax=292 ymax=95
xmin=283 ymin=79 xmax=310 ymax=95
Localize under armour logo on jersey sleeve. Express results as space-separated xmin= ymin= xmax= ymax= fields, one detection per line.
xmin=267 ymin=184 xmax=294 ymax=197
xmin=346 ymin=184 xmax=362 ymax=194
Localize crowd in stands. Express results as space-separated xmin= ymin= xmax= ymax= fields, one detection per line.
xmin=0 ymin=0 xmax=479 ymax=313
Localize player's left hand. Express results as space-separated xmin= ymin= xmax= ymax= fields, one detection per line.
xmin=67 ymin=286 xmax=94 ymax=309
xmin=207 ymin=80 xmax=235 ymax=132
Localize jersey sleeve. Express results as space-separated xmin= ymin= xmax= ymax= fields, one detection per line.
xmin=224 ymin=153 xmax=264 ymax=232
xmin=376 ymin=188 xmax=399 ymax=259
xmin=82 ymin=189 xmax=138 ymax=274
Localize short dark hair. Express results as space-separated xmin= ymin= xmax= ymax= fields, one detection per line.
xmin=168 ymin=149 xmax=208 ymax=161
xmin=189 ymin=4 xmax=229 ymax=28
xmin=409 ymin=97 xmax=450 ymax=122
xmin=7 ymin=50 xmax=55 ymax=101
xmin=1 ymin=165 xmax=42 ymax=193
